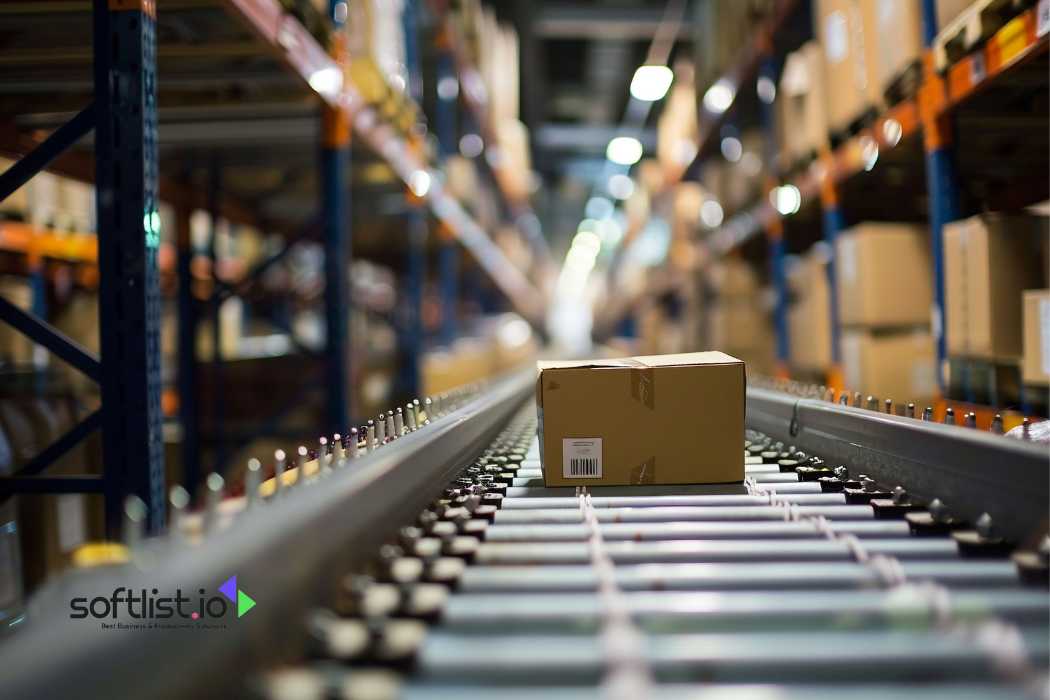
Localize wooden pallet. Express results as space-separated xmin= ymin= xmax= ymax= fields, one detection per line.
xmin=933 ymin=0 xmax=1035 ymax=71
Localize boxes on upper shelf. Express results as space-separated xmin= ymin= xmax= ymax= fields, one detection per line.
xmin=861 ymin=0 xmax=925 ymax=101
xmin=936 ymin=0 xmax=974 ymax=29
xmin=944 ymin=213 xmax=1049 ymax=359
xmin=777 ymin=42 xmax=828 ymax=164
xmin=1023 ymin=290 xmax=1050 ymax=386
xmin=835 ymin=222 xmax=932 ymax=328
xmin=841 ymin=328 xmax=938 ymax=406
xmin=814 ymin=0 xmax=883 ymax=135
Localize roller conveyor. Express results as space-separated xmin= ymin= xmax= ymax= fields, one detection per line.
xmin=0 ymin=371 xmax=1045 ymax=699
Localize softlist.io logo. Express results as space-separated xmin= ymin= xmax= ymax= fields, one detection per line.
xmin=218 ymin=575 xmax=256 ymax=618
xmin=69 ymin=575 xmax=256 ymax=625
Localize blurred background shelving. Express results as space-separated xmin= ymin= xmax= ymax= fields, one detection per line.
xmin=0 ymin=0 xmax=1047 ymax=599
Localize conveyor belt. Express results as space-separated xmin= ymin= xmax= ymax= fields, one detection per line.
xmin=254 ymin=405 xmax=1049 ymax=699
xmin=0 ymin=372 xmax=1045 ymax=699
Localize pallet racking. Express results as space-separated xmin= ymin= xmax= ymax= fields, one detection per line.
xmin=688 ymin=0 xmax=1048 ymax=413
xmin=0 ymin=0 xmax=543 ymax=532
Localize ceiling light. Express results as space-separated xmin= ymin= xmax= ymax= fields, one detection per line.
xmin=740 ymin=151 xmax=763 ymax=177
xmin=409 ymin=170 xmax=431 ymax=198
xmin=606 ymin=136 xmax=643 ymax=165
xmin=629 ymin=65 xmax=674 ymax=101
xmin=720 ymin=136 xmax=742 ymax=163
xmin=703 ymin=78 xmax=735 ymax=114
xmin=882 ymin=119 xmax=903 ymax=147
xmin=770 ymin=185 xmax=801 ymax=216
xmin=459 ymin=133 xmax=483 ymax=158
xmin=607 ymin=173 xmax=635 ymax=200
xmin=308 ymin=66 xmax=343 ymax=98
xmin=585 ymin=197 xmax=614 ymax=220
xmin=756 ymin=75 xmax=776 ymax=104
xmin=437 ymin=76 xmax=459 ymax=101
xmin=700 ymin=200 xmax=724 ymax=228
xmin=571 ymin=230 xmax=601 ymax=256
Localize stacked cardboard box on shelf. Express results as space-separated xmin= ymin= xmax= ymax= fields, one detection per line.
xmin=788 ymin=246 xmax=833 ymax=372
xmin=944 ymin=213 xmax=1049 ymax=360
xmin=814 ymin=0 xmax=883 ymax=135
xmin=705 ymin=259 xmax=775 ymax=375
xmin=813 ymin=1 xmax=925 ymax=139
xmin=0 ymin=276 xmax=35 ymax=367
xmin=864 ymin=0 xmax=924 ymax=101
xmin=1022 ymin=290 xmax=1050 ymax=387
xmin=835 ymin=222 xmax=937 ymax=404
xmin=936 ymin=0 xmax=975 ymax=28
xmin=777 ymin=42 xmax=828 ymax=166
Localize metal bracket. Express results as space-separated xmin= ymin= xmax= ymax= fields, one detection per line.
xmin=748 ymin=387 xmax=1049 ymax=541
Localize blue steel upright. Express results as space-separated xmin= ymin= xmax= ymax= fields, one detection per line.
xmin=435 ymin=41 xmax=458 ymax=346
xmin=322 ymin=0 xmax=351 ymax=434
xmin=92 ymin=0 xmax=165 ymax=533
xmin=400 ymin=210 xmax=426 ymax=398
xmin=921 ymin=0 xmax=961 ymax=385
xmin=175 ymin=208 xmax=200 ymax=495
xmin=399 ymin=0 xmax=425 ymax=396
xmin=821 ymin=189 xmax=845 ymax=368
xmin=759 ymin=57 xmax=789 ymax=370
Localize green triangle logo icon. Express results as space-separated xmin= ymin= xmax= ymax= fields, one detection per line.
xmin=237 ymin=589 xmax=256 ymax=618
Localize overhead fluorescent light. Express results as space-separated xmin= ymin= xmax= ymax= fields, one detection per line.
xmin=607 ymin=173 xmax=635 ymax=200
xmin=629 ymin=65 xmax=674 ymax=101
xmin=606 ymin=136 xmax=643 ymax=165
xmin=703 ymin=78 xmax=735 ymax=114
xmin=409 ymin=170 xmax=431 ymax=198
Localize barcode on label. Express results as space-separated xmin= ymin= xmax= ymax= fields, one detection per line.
xmin=563 ymin=438 xmax=602 ymax=479
xmin=568 ymin=457 xmax=599 ymax=476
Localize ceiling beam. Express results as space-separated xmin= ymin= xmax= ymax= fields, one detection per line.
xmin=535 ymin=5 xmax=696 ymax=40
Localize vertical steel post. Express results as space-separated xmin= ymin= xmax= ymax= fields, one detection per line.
xmin=769 ymin=225 xmax=790 ymax=373
xmin=28 ymin=257 xmax=47 ymax=393
xmin=435 ymin=36 xmax=458 ymax=346
xmin=821 ymin=178 xmax=845 ymax=388
xmin=399 ymin=0 xmax=425 ymax=396
xmin=207 ymin=157 xmax=226 ymax=474
xmin=175 ymin=207 xmax=200 ymax=495
xmin=759 ymin=56 xmax=789 ymax=374
xmin=401 ymin=209 xmax=426 ymax=398
xmin=322 ymin=0 xmax=351 ymax=434
xmin=437 ymin=233 xmax=458 ymax=346
xmin=92 ymin=0 xmax=165 ymax=533
xmin=921 ymin=0 xmax=960 ymax=389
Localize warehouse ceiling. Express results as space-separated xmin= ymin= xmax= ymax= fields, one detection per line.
xmin=484 ymin=0 xmax=693 ymax=180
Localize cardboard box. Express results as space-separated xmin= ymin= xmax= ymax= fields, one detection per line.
xmin=943 ymin=213 xmax=1048 ymax=358
xmin=707 ymin=301 xmax=768 ymax=351
xmin=862 ymin=0 xmax=924 ymax=98
xmin=936 ymin=0 xmax=973 ymax=28
xmin=841 ymin=329 xmax=938 ymax=405
xmin=0 ymin=158 xmax=29 ymax=218
xmin=815 ymin=0 xmax=882 ymax=133
xmin=537 ymin=353 xmax=745 ymax=487
xmin=836 ymin=222 xmax=932 ymax=327
xmin=1022 ymin=290 xmax=1050 ymax=386
xmin=422 ymin=339 xmax=497 ymax=396
xmin=708 ymin=259 xmax=759 ymax=299
xmin=778 ymin=42 xmax=829 ymax=162
xmin=0 ymin=276 xmax=35 ymax=366
xmin=788 ymin=249 xmax=833 ymax=371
